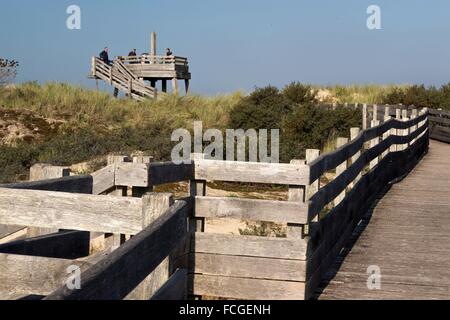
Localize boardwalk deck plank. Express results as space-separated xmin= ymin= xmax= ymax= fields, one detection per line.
xmin=318 ymin=140 xmax=450 ymax=300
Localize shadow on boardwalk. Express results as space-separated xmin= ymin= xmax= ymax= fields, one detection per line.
xmin=315 ymin=140 xmax=450 ymax=300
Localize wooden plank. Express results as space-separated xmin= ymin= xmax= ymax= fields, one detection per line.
xmin=126 ymin=193 xmax=174 ymax=300
xmin=91 ymin=165 xmax=115 ymax=195
xmin=195 ymin=196 xmax=307 ymax=224
xmin=194 ymin=159 xmax=309 ymax=185
xmin=0 ymin=230 xmax=90 ymax=259
xmin=287 ymin=159 xmax=306 ymax=238
xmin=191 ymin=253 xmax=306 ymax=281
xmin=0 ymin=188 xmax=142 ymax=234
xmin=151 ymin=268 xmax=187 ymax=300
xmin=0 ymin=253 xmax=97 ymax=297
xmin=1 ymin=175 xmax=93 ymax=194
xmin=190 ymin=274 xmax=305 ymax=300
xmin=334 ymin=137 xmax=349 ymax=206
xmin=0 ymin=226 xmax=27 ymax=245
xmin=115 ymin=163 xmax=149 ymax=187
xmin=193 ymin=232 xmax=308 ymax=260
xmin=308 ymin=112 xmax=428 ymax=182
xmin=45 ymin=200 xmax=189 ymax=300
xmin=29 ymin=164 xmax=70 ymax=182
xmin=149 ymin=162 xmax=194 ymax=186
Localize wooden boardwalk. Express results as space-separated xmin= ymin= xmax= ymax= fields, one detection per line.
xmin=318 ymin=140 xmax=450 ymax=300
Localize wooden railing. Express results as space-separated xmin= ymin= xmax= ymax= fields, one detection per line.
xmin=0 ymin=107 xmax=430 ymax=300
xmin=0 ymin=157 xmax=194 ymax=300
xmin=304 ymin=107 xmax=429 ymax=298
xmin=91 ymin=57 xmax=157 ymax=100
xmin=189 ymin=155 xmax=310 ymax=300
xmin=118 ymin=55 xmax=189 ymax=67
xmin=429 ymin=108 xmax=450 ymax=143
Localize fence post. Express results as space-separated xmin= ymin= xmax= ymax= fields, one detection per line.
xmin=91 ymin=56 xmax=97 ymax=77
xmin=190 ymin=153 xmax=206 ymax=232
xmin=382 ymin=105 xmax=391 ymax=159
xmin=350 ymin=128 xmax=361 ymax=189
xmin=125 ymin=193 xmax=174 ymax=300
xmin=373 ymin=104 xmax=378 ymax=123
xmin=306 ymin=149 xmax=321 ymax=215
xmin=334 ymin=137 xmax=349 ymax=207
xmin=402 ymin=109 xmax=410 ymax=149
xmin=369 ymin=120 xmax=380 ymax=170
xmin=362 ymin=104 xmax=368 ymax=130
xmin=411 ymin=109 xmax=418 ymax=144
xmin=288 ymin=160 xmax=306 ymax=237
xmin=395 ymin=108 xmax=402 ymax=151
xmin=132 ymin=156 xmax=154 ymax=197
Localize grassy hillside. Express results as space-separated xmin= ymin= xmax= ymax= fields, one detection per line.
xmin=1 ymin=81 xmax=447 ymax=183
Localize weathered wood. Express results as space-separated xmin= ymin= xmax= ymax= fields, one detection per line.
xmin=287 ymin=159 xmax=306 ymax=238
xmin=1 ymin=175 xmax=93 ymax=194
xmin=149 ymin=162 xmax=194 ymax=186
xmin=308 ymin=112 xmax=428 ymax=182
xmin=190 ymin=274 xmax=305 ymax=300
xmin=362 ymin=104 xmax=368 ymax=130
xmin=0 ymin=188 xmax=143 ymax=234
xmin=193 ymin=232 xmax=308 ymax=260
xmin=30 ymin=164 xmax=70 ymax=182
xmin=91 ymin=165 xmax=115 ymax=195
xmin=334 ymin=137 xmax=349 ymax=206
xmin=195 ymin=159 xmax=309 ymax=185
xmin=151 ymin=268 xmax=187 ymax=300
xmin=115 ymin=163 xmax=149 ymax=187
xmin=369 ymin=120 xmax=380 ymax=169
xmin=190 ymin=153 xmax=206 ymax=233
xmin=349 ymin=128 xmax=361 ymax=189
xmin=306 ymin=150 xmax=321 ymax=224
xmin=126 ymin=193 xmax=174 ymax=300
xmin=45 ymin=200 xmax=189 ymax=300
xmin=319 ymin=140 xmax=450 ymax=300
xmin=0 ymin=230 xmax=90 ymax=259
xmin=191 ymin=253 xmax=306 ymax=281
xmin=0 ymin=253 xmax=98 ymax=297
xmin=195 ymin=196 xmax=308 ymax=224
xmin=0 ymin=226 xmax=27 ymax=245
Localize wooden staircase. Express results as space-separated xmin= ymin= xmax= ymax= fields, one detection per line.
xmin=91 ymin=57 xmax=157 ymax=101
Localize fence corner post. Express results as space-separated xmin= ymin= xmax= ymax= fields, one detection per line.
xmin=125 ymin=192 xmax=174 ymax=300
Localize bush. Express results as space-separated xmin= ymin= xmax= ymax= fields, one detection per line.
xmin=282 ymin=82 xmax=317 ymax=104
xmin=228 ymin=85 xmax=291 ymax=130
xmin=280 ymin=104 xmax=361 ymax=161
xmin=383 ymin=83 xmax=450 ymax=110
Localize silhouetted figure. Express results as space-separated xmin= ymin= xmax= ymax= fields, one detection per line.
xmin=99 ymin=47 xmax=111 ymax=65
xmin=128 ymin=49 xmax=137 ymax=57
xmin=166 ymin=48 xmax=173 ymax=56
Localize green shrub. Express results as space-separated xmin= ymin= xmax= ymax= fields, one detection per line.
xmin=383 ymin=83 xmax=450 ymax=110
xmin=282 ymin=82 xmax=317 ymax=104
xmin=280 ymin=104 xmax=361 ymax=161
xmin=228 ymin=86 xmax=291 ymax=130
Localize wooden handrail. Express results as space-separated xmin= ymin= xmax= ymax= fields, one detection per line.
xmin=45 ymin=199 xmax=189 ymax=300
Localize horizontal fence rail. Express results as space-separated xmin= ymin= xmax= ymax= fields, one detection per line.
xmin=429 ymin=109 xmax=450 ymax=143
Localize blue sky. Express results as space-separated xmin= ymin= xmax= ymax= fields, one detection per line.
xmin=1 ymin=0 xmax=450 ymax=95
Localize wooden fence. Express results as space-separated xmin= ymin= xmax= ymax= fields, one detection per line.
xmin=428 ymin=109 xmax=450 ymax=143
xmin=0 ymin=107 xmax=431 ymax=300
xmin=91 ymin=57 xmax=157 ymax=101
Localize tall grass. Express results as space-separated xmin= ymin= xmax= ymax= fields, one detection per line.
xmin=314 ymin=84 xmax=410 ymax=104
